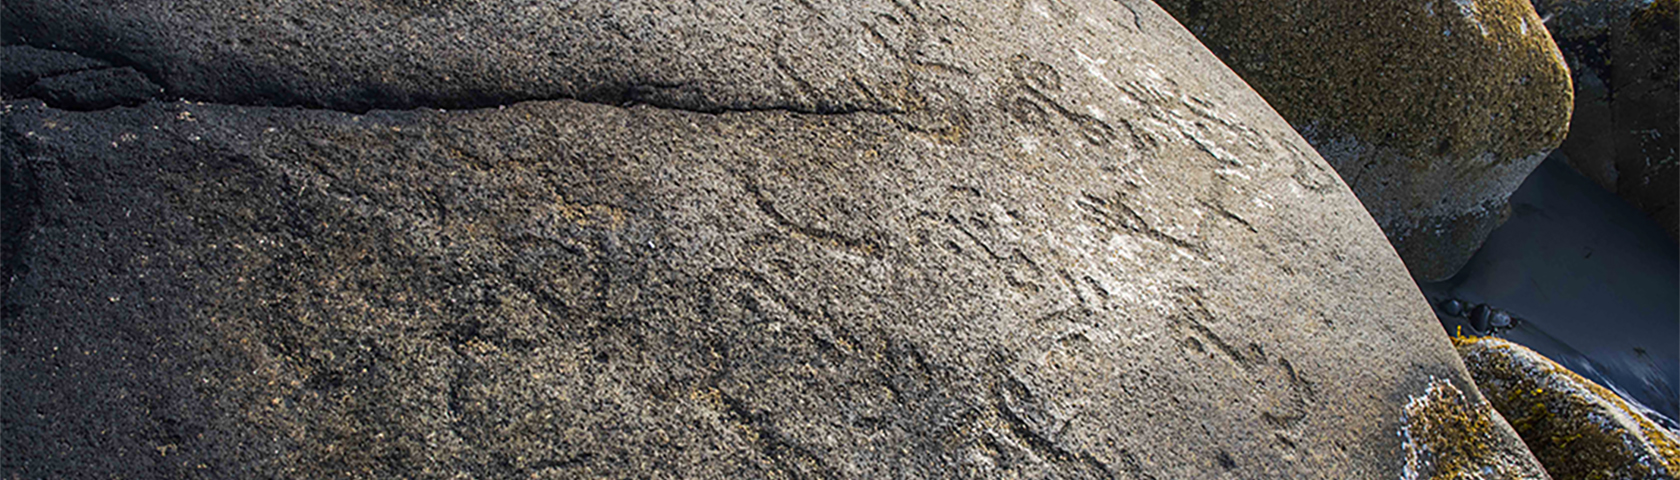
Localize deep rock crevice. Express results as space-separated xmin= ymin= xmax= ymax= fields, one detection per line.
xmin=0 ymin=43 xmax=901 ymax=117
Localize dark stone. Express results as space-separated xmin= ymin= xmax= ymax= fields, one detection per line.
xmin=24 ymin=67 xmax=161 ymax=110
xmin=1439 ymin=298 xmax=1466 ymax=317
xmin=0 ymin=45 xmax=109 ymax=95
xmin=1531 ymin=0 xmax=1680 ymax=241
xmin=1421 ymin=155 xmax=1680 ymax=425
xmin=1470 ymin=305 xmax=1493 ymax=333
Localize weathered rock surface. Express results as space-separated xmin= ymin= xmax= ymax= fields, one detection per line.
xmin=2 ymin=0 xmax=1547 ymax=477
xmin=1 ymin=46 xmax=164 ymax=110
xmin=1456 ymin=336 xmax=1680 ymax=479
xmin=23 ymin=67 xmax=162 ymax=110
xmin=4 ymin=0 xmax=944 ymax=113
xmin=1400 ymin=378 xmax=1553 ymax=479
xmin=1156 ymin=0 xmax=1575 ymax=281
xmin=0 ymin=45 xmax=110 ymax=95
xmin=1529 ymin=0 xmax=1679 ymax=241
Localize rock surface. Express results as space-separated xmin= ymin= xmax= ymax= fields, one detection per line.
xmin=1529 ymin=0 xmax=1679 ymax=241
xmin=0 ymin=45 xmax=110 ymax=95
xmin=1156 ymin=0 xmax=1575 ymax=281
xmin=1456 ymin=336 xmax=1680 ymax=479
xmin=2 ymin=0 xmax=1546 ymax=477
xmin=1 ymin=46 xmax=163 ymax=110
xmin=24 ymin=67 xmax=162 ymax=110
xmin=1400 ymin=377 xmax=1553 ymax=480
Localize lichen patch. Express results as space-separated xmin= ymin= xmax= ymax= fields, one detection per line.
xmin=1455 ymin=336 xmax=1680 ymax=479
xmin=1399 ymin=376 xmax=1550 ymax=479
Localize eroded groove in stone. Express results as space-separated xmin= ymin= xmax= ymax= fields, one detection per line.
xmin=0 ymin=0 xmax=1548 ymax=477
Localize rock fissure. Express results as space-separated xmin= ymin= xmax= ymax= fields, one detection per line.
xmin=3 ymin=44 xmax=900 ymax=117
xmin=0 ymin=0 xmax=1561 ymax=476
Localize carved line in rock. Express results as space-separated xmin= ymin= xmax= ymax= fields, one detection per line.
xmin=1014 ymin=0 xmax=1145 ymax=33
xmin=734 ymin=168 xmax=888 ymax=260
xmin=1072 ymin=187 xmax=1212 ymax=262
xmin=990 ymin=370 xmax=1158 ymax=480
xmin=1001 ymin=42 xmax=1344 ymax=200
xmin=1168 ymin=287 xmax=1317 ymax=438
xmin=859 ymin=0 xmax=976 ymax=76
xmin=697 ymin=266 xmax=976 ymax=478
xmin=1005 ymin=54 xmax=1152 ymax=155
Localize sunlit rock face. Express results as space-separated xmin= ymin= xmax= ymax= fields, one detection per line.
xmin=2 ymin=0 xmax=1542 ymax=477
xmin=1155 ymin=0 xmax=1574 ymax=281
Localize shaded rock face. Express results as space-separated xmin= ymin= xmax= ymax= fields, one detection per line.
xmin=2 ymin=0 xmax=1542 ymax=477
xmin=0 ymin=46 xmax=111 ymax=94
xmin=1456 ymin=337 xmax=1680 ymax=480
xmin=1529 ymin=0 xmax=1679 ymax=241
xmin=1155 ymin=0 xmax=1575 ymax=281
xmin=0 ymin=46 xmax=163 ymax=110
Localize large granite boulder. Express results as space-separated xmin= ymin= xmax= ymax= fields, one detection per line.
xmin=1457 ymin=336 xmax=1680 ymax=479
xmin=3 ymin=0 xmax=1546 ymax=477
xmin=1156 ymin=0 xmax=1575 ymax=281
xmin=1529 ymin=0 xmax=1679 ymax=241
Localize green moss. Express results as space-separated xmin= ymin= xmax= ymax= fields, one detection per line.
xmin=1157 ymin=0 xmax=1572 ymax=161
xmin=1405 ymin=381 xmax=1494 ymax=477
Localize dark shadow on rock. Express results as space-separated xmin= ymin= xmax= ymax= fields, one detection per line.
xmin=25 ymin=67 xmax=161 ymax=110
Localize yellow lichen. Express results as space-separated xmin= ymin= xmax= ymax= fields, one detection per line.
xmin=1457 ymin=337 xmax=1680 ymax=478
xmin=1400 ymin=377 xmax=1544 ymax=479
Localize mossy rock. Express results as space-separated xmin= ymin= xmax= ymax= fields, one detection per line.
xmin=1400 ymin=377 xmax=1554 ymax=479
xmin=1455 ymin=336 xmax=1680 ymax=479
xmin=1157 ymin=0 xmax=1575 ymax=280
xmin=1530 ymin=0 xmax=1679 ymax=241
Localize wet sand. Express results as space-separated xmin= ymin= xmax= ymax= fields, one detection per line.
xmin=1420 ymin=154 xmax=1679 ymax=427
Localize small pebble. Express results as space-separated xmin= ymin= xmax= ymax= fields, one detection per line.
xmin=1489 ymin=310 xmax=1512 ymax=328
xmin=1470 ymin=304 xmax=1492 ymax=332
xmin=1439 ymin=298 xmax=1465 ymax=317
